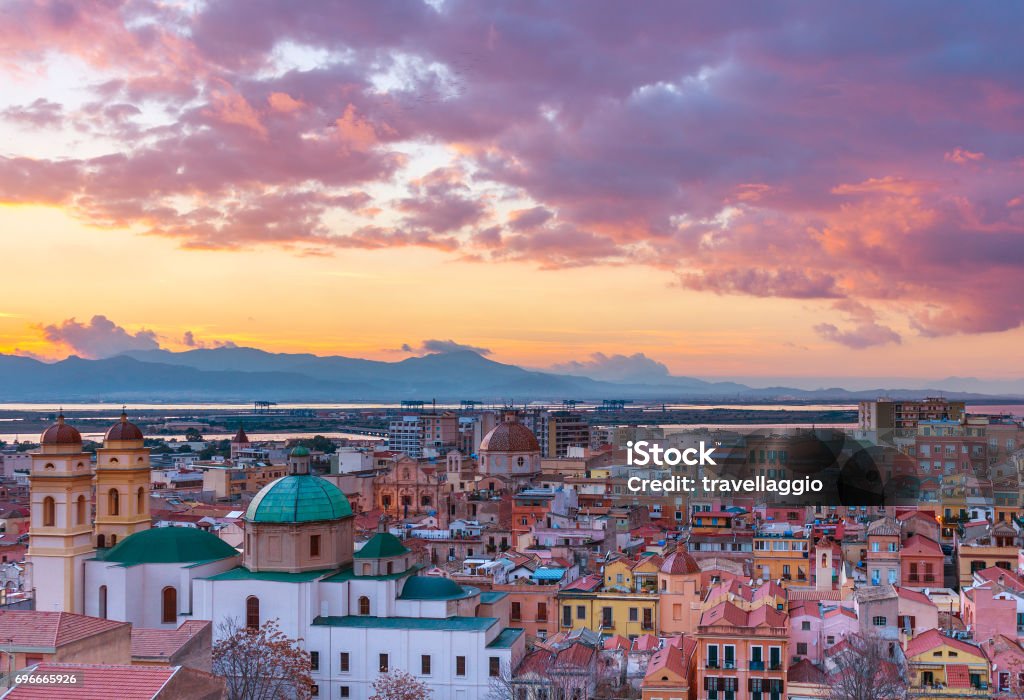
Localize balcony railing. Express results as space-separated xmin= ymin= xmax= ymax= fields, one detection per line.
xmin=749 ymin=661 xmax=765 ymax=671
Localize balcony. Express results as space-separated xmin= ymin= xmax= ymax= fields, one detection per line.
xmin=749 ymin=662 xmax=765 ymax=671
xmin=706 ymin=661 xmax=719 ymax=669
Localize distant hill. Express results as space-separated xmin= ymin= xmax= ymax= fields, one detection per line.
xmin=0 ymin=347 xmax=1018 ymax=402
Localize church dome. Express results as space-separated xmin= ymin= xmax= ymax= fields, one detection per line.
xmin=480 ymin=415 xmax=540 ymax=453
xmin=245 ymin=474 xmax=352 ymax=523
xmin=39 ymin=413 xmax=81 ymax=445
xmin=354 ymin=532 xmax=410 ymax=559
xmin=661 ymin=549 xmax=700 ymax=575
xmin=399 ymin=575 xmax=473 ymax=600
xmin=104 ymin=411 xmax=144 ymax=442
xmin=102 ymin=526 xmax=239 ymax=565
xmin=290 ymin=445 xmax=311 ymax=457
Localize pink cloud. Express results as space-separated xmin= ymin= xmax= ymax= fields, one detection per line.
xmin=1 ymin=2 xmax=1024 ymax=342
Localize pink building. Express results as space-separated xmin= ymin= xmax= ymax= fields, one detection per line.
xmin=984 ymin=634 xmax=1024 ymax=698
xmin=895 ymin=587 xmax=939 ymax=637
xmin=961 ymin=583 xmax=1018 ymax=643
xmin=789 ymin=601 xmax=858 ymax=664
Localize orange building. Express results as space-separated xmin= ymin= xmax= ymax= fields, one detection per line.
xmin=491 ymin=582 xmax=559 ymax=643
xmin=641 ymin=637 xmax=697 ymax=700
xmin=900 ymin=534 xmax=943 ymax=588
xmin=695 ymin=588 xmax=789 ymax=700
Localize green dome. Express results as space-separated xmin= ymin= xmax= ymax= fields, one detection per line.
xmin=290 ymin=446 xmax=311 ymax=457
xmin=399 ymin=575 xmax=473 ymax=600
xmin=246 ymin=475 xmax=352 ymax=523
xmin=354 ymin=532 xmax=409 ymax=559
xmin=102 ymin=527 xmax=239 ymax=565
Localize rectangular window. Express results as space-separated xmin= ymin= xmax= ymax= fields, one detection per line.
xmin=536 ymin=602 xmax=547 ymax=622
xmin=456 ymin=656 xmax=466 ymax=676
xmin=797 ymin=642 xmax=807 ymax=655
xmin=310 ymin=651 xmax=319 ymax=672
xmin=801 ymin=620 xmax=811 ymax=631
xmin=421 ymin=655 xmax=431 ymax=675
xmin=601 ymin=607 xmax=613 ymax=628
xmin=707 ymin=644 xmax=719 ymax=668
xmin=769 ymin=646 xmax=781 ymax=670
xmin=489 ymin=656 xmax=500 ymax=677
xmin=379 ymin=654 xmax=388 ymax=673
xmin=643 ymin=608 xmax=653 ymax=629
xmin=873 ymin=616 xmax=887 ymax=626
xmin=311 ymin=685 xmax=318 ymax=697
xmin=629 ymin=607 xmax=639 ymax=622
xmin=511 ymin=602 xmax=521 ymax=621
xmin=310 ymin=534 xmax=321 ymax=557
xmin=577 ymin=605 xmax=586 ymax=620
xmin=339 ymin=653 xmax=349 ymax=673
xmin=724 ymin=645 xmax=735 ymax=668
xmin=563 ymin=605 xmax=572 ymax=626
xmin=340 ymin=688 xmax=349 ymax=698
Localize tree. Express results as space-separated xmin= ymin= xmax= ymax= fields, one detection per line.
xmin=828 ymin=634 xmax=908 ymax=700
xmin=293 ymin=435 xmax=337 ymax=454
xmin=213 ymin=618 xmax=312 ymax=700
xmin=369 ymin=670 xmax=432 ymax=700
xmin=185 ymin=427 xmax=204 ymax=442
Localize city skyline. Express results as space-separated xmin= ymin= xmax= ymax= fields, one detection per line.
xmin=2 ymin=2 xmax=1024 ymax=380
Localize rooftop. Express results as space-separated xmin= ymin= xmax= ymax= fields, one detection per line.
xmin=98 ymin=526 xmax=239 ymax=566
xmin=486 ymin=628 xmax=525 ymax=649
xmin=0 ymin=611 xmax=127 ymax=649
xmin=5 ymin=663 xmax=177 ymax=700
xmin=312 ymin=615 xmax=498 ymax=632
xmin=245 ymin=474 xmax=352 ymax=523
xmin=355 ymin=532 xmax=410 ymax=559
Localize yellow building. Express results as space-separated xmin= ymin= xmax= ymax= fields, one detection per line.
xmin=94 ymin=412 xmax=153 ymax=548
xmin=27 ymin=413 xmax=95 ymax=613
xmin=604 ymin=555 xmax=661 ymax=593
xmin=906 ymin=629 xmax=989 ymax=696
xmin=558 ymin=589 xmax=658 ymax=638
xmin=753 ymin=526 xmax=811 ymax=585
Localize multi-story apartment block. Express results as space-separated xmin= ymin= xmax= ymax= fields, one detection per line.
xmin=753 ymin=524 xmax=810 ymax=585
xmin=858 ymin=398 xmax=965 ymax=441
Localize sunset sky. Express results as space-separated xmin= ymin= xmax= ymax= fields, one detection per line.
xmin=1 ymin=2 xmax=1023 ymax=385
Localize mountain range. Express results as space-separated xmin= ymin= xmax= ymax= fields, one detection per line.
xmin=0 ymin=347 xmax=1020 ymax=402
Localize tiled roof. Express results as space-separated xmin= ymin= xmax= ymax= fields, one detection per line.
xmin=561 ymin=573 xmax=602 ymax=591
xmin=944 ymin=663 xmax=970 ymax=688
xmin=867 ymin=518 xmax=900 ymax=537
xmin=633 ymin=633 xmax=659 ymax=651
xmin=895 ymin=587 xmax=935 ymax=608
xmin=900 ymin=534 xmax=943 ymax=557
xmin=0 ymin=611 xmax=127 ymax=649
xmin=788 ymin=658 xmax=828 ymax=685
xmin=905 ymin=628 xmax=983 ymax=659
xmin=700 ymin=600 xmax=787 ymax=629
xmin=643 ymin=644 xmax=688 ymax=684
xmin=5 ymin=663 xmax=176 ymax=700
xmin=130 ymin=620 xmax=209 ymax=660
xmin=603 ymin=634 xmax=629 ymax=650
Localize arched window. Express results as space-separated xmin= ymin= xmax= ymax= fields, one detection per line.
xmin=42 ymin=497 xmax=55 ymax=527
xmin=386 ymin=561 xmax=393 ymax=575
xmin=109 ymin=534 xmax=117 ymax=546
xmin=161 ymin=586 xmax=177 ymax=624
xmin=98 ymin=585 xmax=107 ymax=619
xmin=136 ymin=487 xmax=145 ymax=514
xmin=108 ymin=489 xmax=119 ymax=516
xmin=97 ymin=534 xmax=106 ymax=548
xmin=358 ymin=596 xmax=370 ymax=615
xmin=109 ymin=457 xmax=118 ymax=464
xmin=246 ymin=596 xmax=260 ymax=629
xmin=75 ymin=495 xmax=86 ymax=525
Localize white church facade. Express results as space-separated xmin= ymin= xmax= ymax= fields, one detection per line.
xmin=28 ymin=414 xmax=525 ymax=699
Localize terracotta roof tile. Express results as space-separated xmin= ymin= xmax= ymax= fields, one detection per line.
xmin=0 ymin=611 xmax=127 ymax=649
xmin=5 ymin=663 xmax=177 ymax=700
xmin=130 ymin=620 xmax=209 ymax=660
